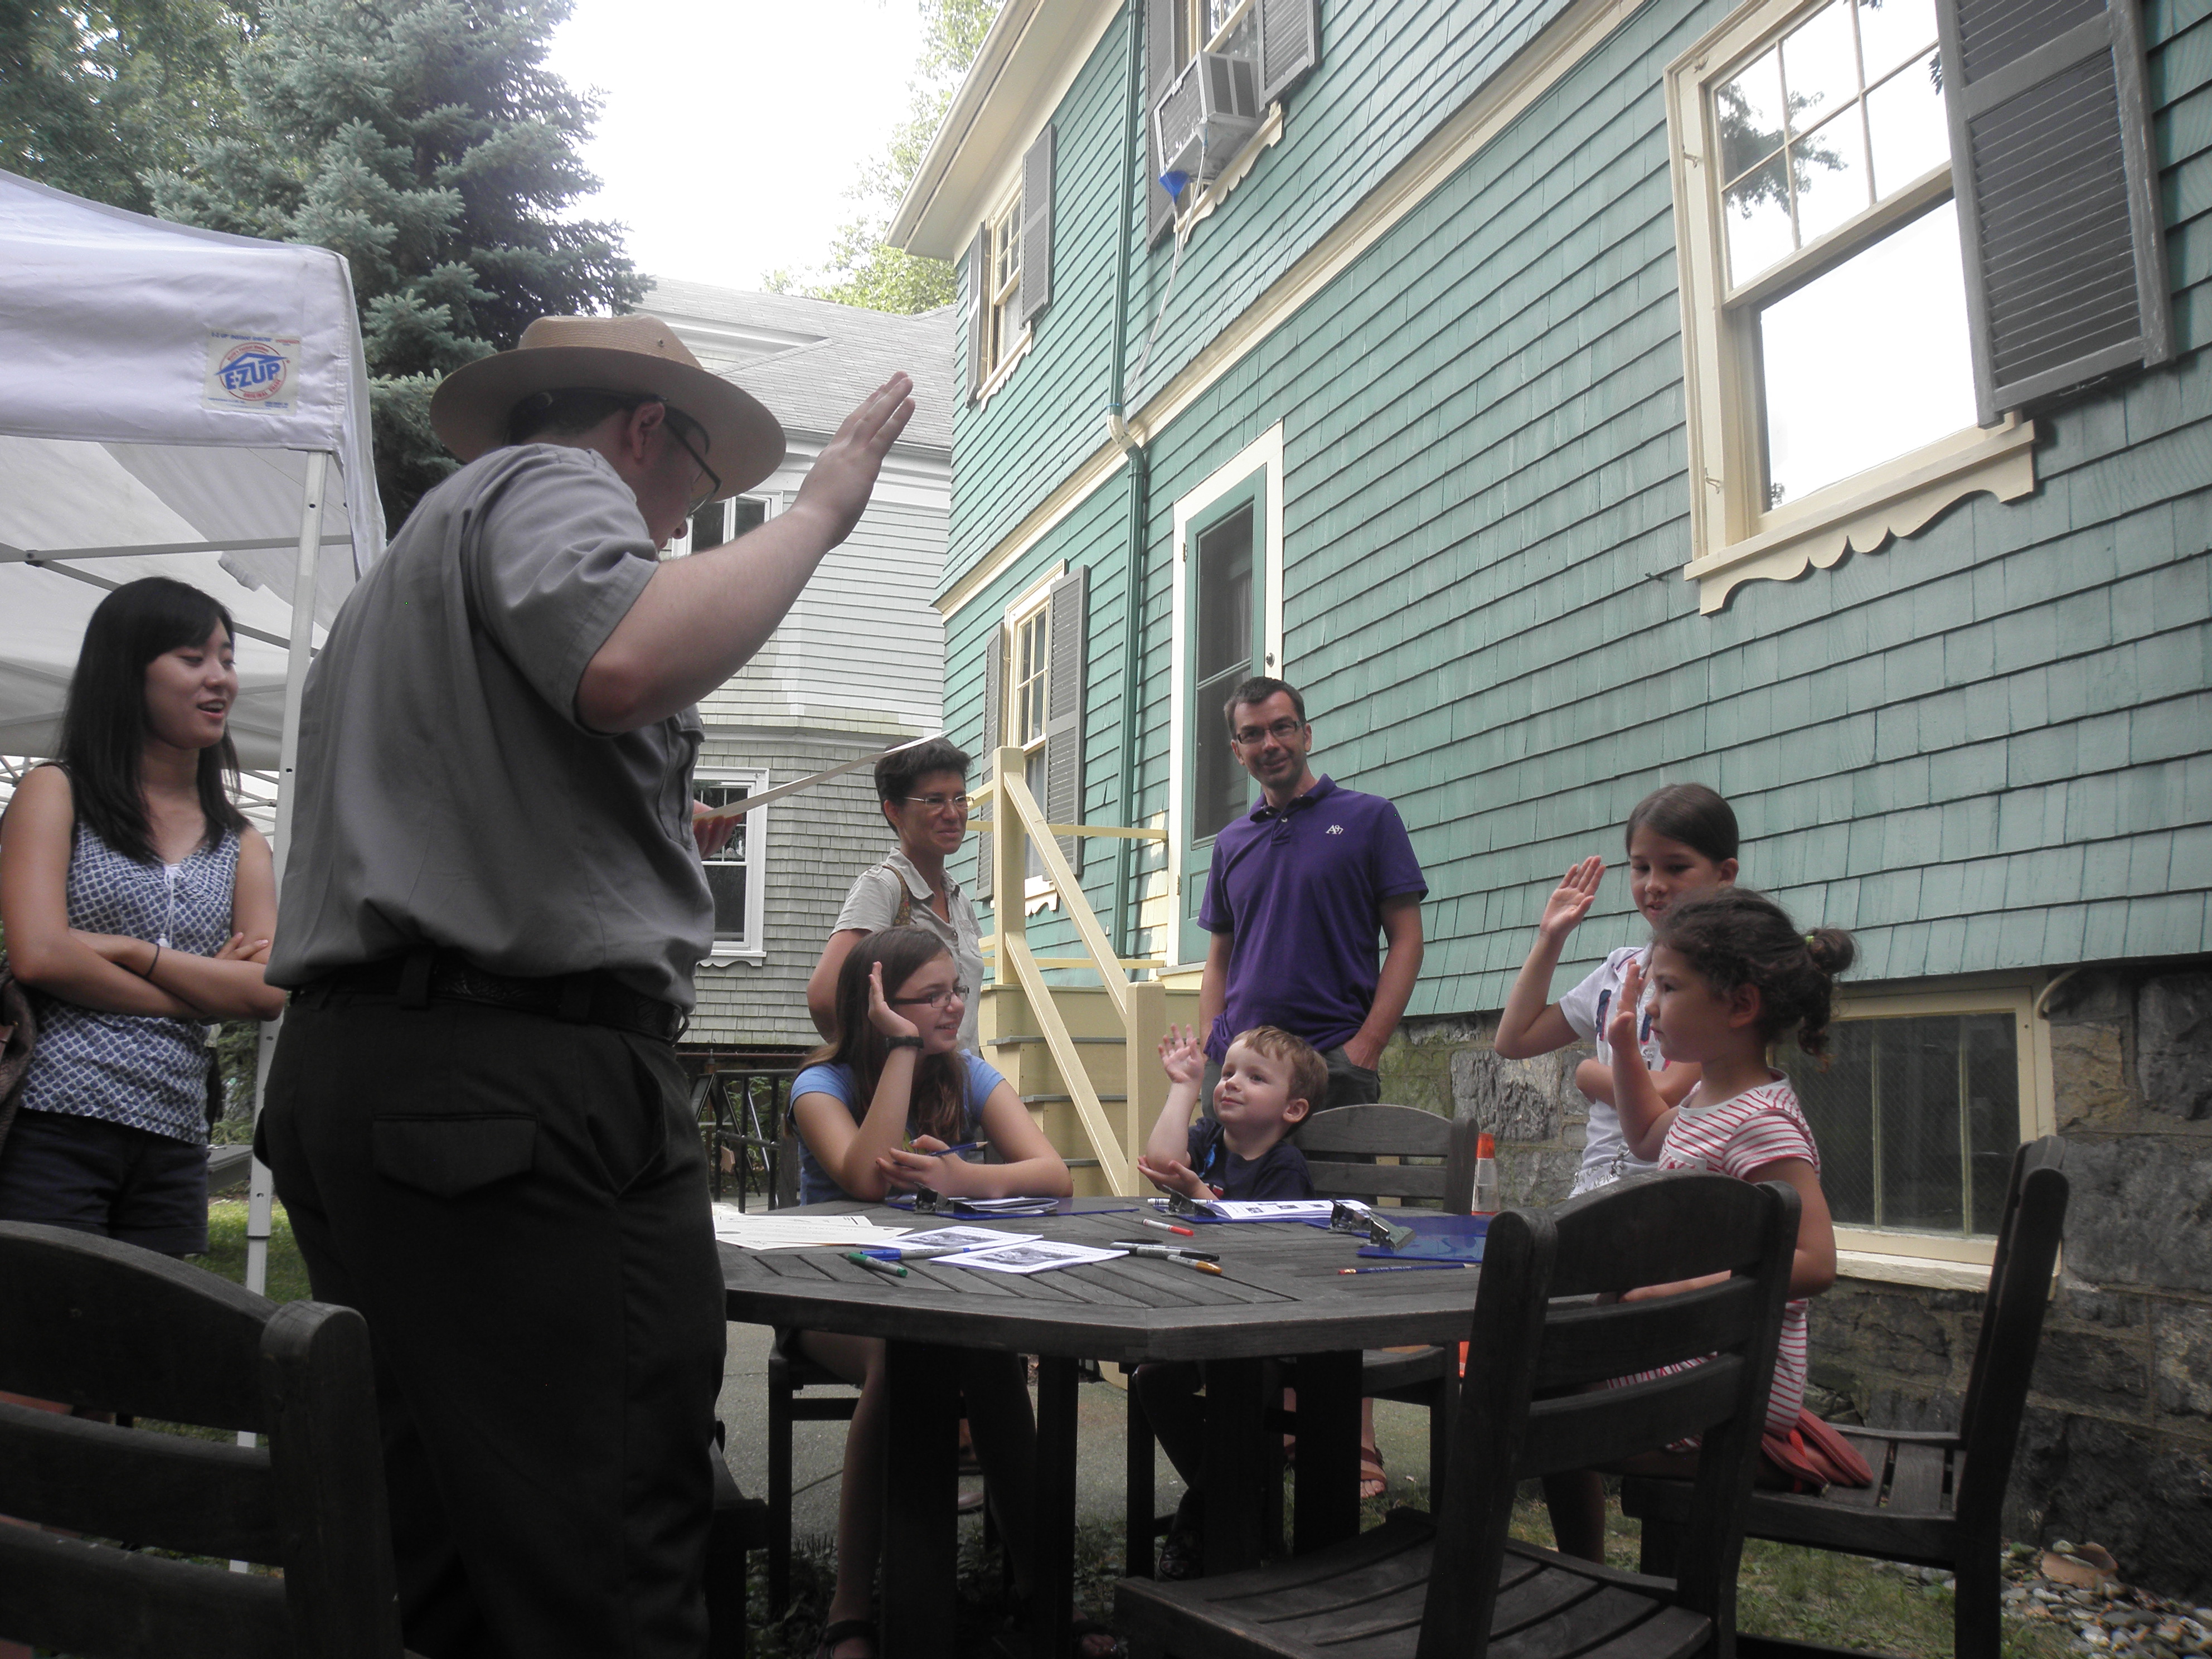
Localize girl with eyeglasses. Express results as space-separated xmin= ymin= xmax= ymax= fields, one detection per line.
xmin=785 ymin=926 xmax=1076 ymax=1659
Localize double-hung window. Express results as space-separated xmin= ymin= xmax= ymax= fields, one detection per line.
xmin=1667 ymin=0 xmax=2171 ymax=611
xmin=964 ymin=127 xmax=1056 ymax=404
xmin=695 ymin=771 xmax=767 ymax=961
xmin=1779 ymin=978 xmax=2055 ymax=1284
xmin=682 ymin=494 xmax=768 ymax=557
xmin=1144 ymin=0 xmax=1319 ymax=242
xmin=973 ymin=565 xmax=1089 ymax=910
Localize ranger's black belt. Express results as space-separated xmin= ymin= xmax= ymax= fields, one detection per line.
xmin=305 ymin=950 xmax=685 ymax=1044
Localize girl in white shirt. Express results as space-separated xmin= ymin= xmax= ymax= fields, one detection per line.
xmin=1493 ymin=783 xmax=1742 ymax=1194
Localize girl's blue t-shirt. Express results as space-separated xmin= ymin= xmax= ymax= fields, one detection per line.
xmin=789 ymin=1051 xmax=1007 ymax=1204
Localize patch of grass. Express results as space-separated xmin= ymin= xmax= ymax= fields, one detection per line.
xmin=188 ymin=1198 xmax=313 ymax=1304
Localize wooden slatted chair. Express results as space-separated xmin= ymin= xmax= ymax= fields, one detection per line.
xmin=1622 ymin=1136 xmax=2070 ymax=1659
xmin=1297 ymin=1105 xmax=1480 ymax=1490
xmin=0 ymin=1220 xmax=413 ymax=1659
xmin=1115 ymin=1170 xmax=1801 ymax=1659
xmin=1125 ymin=1105 xmax=1476 ymax=1576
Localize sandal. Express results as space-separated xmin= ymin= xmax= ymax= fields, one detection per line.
xmin=814 ymin=1617 xmax=877 ymax=1659
xmin=1359 ymin=1442 xmax=1387 ymax=1502
xmin=1070 ymin=1616 xmax=1125 ymax=1658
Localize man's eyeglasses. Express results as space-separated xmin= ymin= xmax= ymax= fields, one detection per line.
xmin=890 ymin=982 xmax=971 ymax=1008
xmin=1231 ymin=717 xmax=1306 ymax=747
xmin=904 ymin=793 xmax=971 ymax=813
xmin=666 ymin=415 xmax=720 ymax=518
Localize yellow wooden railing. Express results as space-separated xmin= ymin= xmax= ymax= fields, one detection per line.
xmin=972 ymin=746 xmax=1169 ymax=1194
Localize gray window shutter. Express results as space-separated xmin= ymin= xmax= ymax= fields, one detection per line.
xmin=1019 ymin=125 xmax=1055 ymax=327
xmin=1255 ymin=0 xmax=1320 ymax=107
xmin=1044 ymin=565 xmax=1089 ymax=876
xmin=1937 ymin=0 xmax=2173 ymax=426
xmin=964 ymin=224 xmax=989 ymax=403
xmin=1146 ymin=0 xmax=1178 ymax=245
xmin=976 ymin=622 xmax=1002 ymax=905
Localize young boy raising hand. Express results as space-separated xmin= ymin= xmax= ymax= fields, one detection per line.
xmin=1133 ymin=1025 xmax=1322 ymax=1579
xmin=1138 ymin=1024 xmax=1322 ymax=1202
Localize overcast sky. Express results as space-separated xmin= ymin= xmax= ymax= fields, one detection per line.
xmin=545 ymin=0 xmax=930 ymax=292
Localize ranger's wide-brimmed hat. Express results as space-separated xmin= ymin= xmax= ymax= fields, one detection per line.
xmin=430 ymin=313 xmax=785 ymax=499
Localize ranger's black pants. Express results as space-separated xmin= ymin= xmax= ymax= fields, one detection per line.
xmin=258 ymin=983 xmax=724 ymax=1659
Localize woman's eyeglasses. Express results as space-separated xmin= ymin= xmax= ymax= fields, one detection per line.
xmin=889 ymin=983 xmax=971 ymax=1008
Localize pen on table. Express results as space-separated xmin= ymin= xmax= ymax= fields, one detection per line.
xmin=845 ymin=1250 xmax=908 ymax=1278
xmin=1106 ymin=1241 xmax=1221 ymax=1262
xmin=1338 ymin=1262 xmax=1475 ymax=1274
xmin=1138 ymin=1216 xmax=1197 ymax=1237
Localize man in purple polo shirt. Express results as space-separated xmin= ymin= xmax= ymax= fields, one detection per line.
xmin=1197 ymin=676 xmax=1427 ymax=1113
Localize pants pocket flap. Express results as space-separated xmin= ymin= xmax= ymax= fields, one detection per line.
xmin=373 ymin=1115 xmax=537 ymax=1197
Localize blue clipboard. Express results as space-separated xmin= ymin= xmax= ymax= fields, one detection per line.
xmin=1353 ymin=1214 xmax=1490 ymax=1262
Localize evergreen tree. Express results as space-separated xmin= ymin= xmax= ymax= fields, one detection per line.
xmin=0 ymin=1 xmax=251 ymax=214
xmin=770 ymin=0 xmax=997 ymax=316
xmin=152 ymin=0 xmax=642 ymax=526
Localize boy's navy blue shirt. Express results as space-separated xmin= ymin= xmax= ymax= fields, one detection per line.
xmin=1186 ymin=1118 xmax=1314 ymax=1201
xmin=1197 ymin=775 xmax=1428 ymax=1061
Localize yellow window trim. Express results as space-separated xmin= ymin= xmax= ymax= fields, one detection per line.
xmin=1000 ymin=562 xmax=1064 ymax=903
xmin=1662 ymin=0 xmax=2039 ymax=612
xmin=1804 ymin=973 xmax=2056 ymax=1286
xmin=974 ymin=324 xmax=1034 ymax=410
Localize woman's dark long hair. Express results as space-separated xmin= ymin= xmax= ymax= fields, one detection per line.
xmin=57 ymin=578 xmax=248 ymax=865
xmin=808 ymin=928 xmax=969 ymax=1144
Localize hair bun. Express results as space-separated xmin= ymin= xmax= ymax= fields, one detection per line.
xmin=1805 ymin=927 xmax=1855 ymax=976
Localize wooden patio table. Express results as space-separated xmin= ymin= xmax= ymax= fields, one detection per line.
xmin=719 ymin=1200 xmax=1481 ymax=1659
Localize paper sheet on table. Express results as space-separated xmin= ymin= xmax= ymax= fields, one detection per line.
xmin=892 ymin=1226 xmax=1043 ymax=1254
xmin=939 ymin=1240 xmax=1128 ymax=1275
xmin=711 ymin=1208 xmax=913 ymax=1250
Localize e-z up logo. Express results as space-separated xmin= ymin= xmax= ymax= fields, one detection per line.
xmin=202 ymin=331 xmax=300 ymax=414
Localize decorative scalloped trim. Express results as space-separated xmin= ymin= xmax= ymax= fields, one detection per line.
xmin=1177 ymin=103 xmax=1287 ymax=236
xmin=1690 ymin=418 xmax=2038 ymax=613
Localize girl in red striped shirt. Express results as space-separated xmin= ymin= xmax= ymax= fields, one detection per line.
xmin=1552 ymin=889 xmax=1849 ymax=1561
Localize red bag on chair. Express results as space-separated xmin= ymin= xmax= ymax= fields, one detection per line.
xmin=1761 ymin=1409 xmax=1875 ymax=1493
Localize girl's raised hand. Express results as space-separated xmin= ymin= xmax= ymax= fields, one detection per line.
xmin=866 ymin=961 xmax=921 ymax=1041
xmin=1158 ymin=1023 xmax=1204 ymax=1085
xmin=1537 ymin=856 xmax=1605 ymax=943
xmin=1607 ymin=958 xmax=1646 ymax=1057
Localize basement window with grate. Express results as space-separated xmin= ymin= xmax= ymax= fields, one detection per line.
xmin=1665 ymin=0 xmax=2171 ymax=613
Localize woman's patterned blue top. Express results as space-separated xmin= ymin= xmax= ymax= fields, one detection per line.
xmin=20 ymin=818 xmax=240 ymax=1144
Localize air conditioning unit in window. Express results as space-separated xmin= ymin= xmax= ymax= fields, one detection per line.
xmin=1153 ymin=48 xmax=1264 ymax=191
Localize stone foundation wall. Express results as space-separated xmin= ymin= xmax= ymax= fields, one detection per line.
xmin=1377 ymin=961 xmax=2212 ymax=1599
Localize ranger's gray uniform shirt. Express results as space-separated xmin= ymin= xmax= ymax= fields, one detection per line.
xmin=268 ymin=444 xmax=712 ymax=1008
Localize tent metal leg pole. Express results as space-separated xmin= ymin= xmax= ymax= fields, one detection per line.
xmin=244 ymin=449 xmax=329 ymax=1312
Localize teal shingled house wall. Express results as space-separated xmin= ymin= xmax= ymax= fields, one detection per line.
xmin=941 ymin=0 xmax=2212 ymax=1015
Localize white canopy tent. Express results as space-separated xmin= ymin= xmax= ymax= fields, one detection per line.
xmin=0 ymin=167 xmax=384 ymax=1297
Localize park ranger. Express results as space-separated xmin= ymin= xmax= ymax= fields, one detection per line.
xmin=260 ymin=314 xmax=911 ymax=1658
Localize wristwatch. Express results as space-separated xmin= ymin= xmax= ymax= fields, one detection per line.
xmin=885 ymin=1035 xmax=925 ymax=1050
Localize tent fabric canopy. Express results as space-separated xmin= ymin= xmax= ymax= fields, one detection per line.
xmin=0 ymin=167 xmax=384 ymax=767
